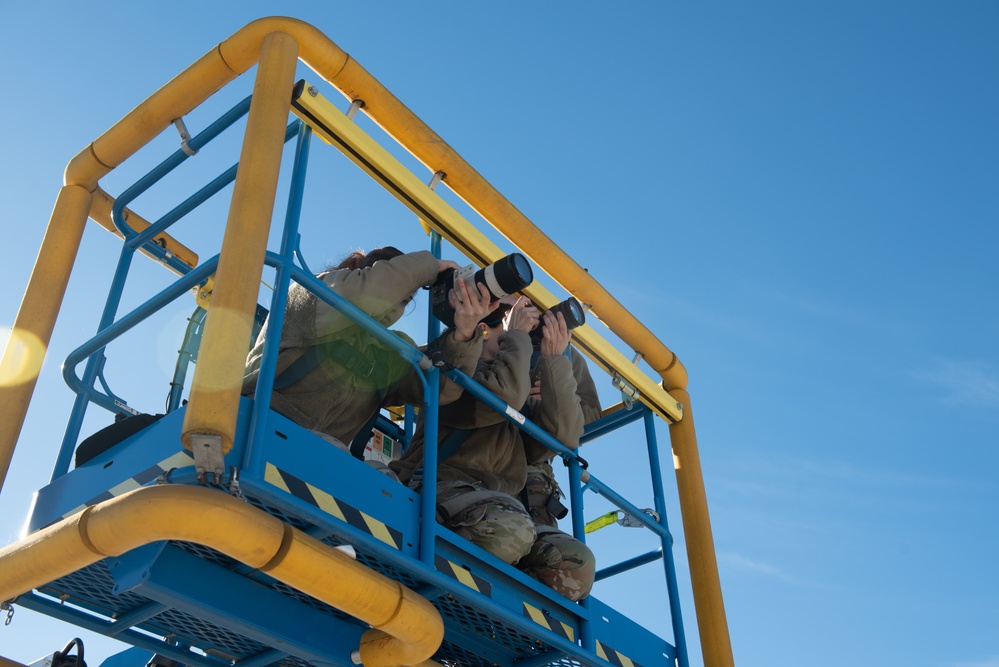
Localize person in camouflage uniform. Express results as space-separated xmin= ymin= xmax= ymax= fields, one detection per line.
xmin=393 ymin=298 xmax=599 ymax=601
xmin=514 ymin=307 xmax=601 ymax=601
xmin=243 ymin=247 xmax=491 ymax=449
xmin=392 ymin=297 xmax=541 ymax=564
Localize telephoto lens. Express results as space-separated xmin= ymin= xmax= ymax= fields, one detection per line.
xmin=430 ymin=253 xmax=534 ymax=328
xmin=530 ymin=297 xmax=586 ymax=348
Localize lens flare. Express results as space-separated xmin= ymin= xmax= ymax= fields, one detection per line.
xmin=0 ymin=327 xmax=47 ymax=387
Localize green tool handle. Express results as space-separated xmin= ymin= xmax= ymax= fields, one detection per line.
xmin=584 ymin=511 xmax=621 ymax=534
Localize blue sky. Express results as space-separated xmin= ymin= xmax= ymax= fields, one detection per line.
xmin=1 ymin=2 xmax=997 ymax=667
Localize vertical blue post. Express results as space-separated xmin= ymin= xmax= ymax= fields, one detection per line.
xmin=403 ymin=404 xmax=416 ymax=447
xmin=567 ymin=457 xmax=593 ymax=648
xmin=419 ymin=224 xmax=445 ymax=565
xmin=644 ymin=410 xmax=689 ymax=667
xmin=426 ymin=230 xmax=442 ymax=343
xmin=52 ymin=247 xmax=136 ymax=480
xmin=244 ymin=123 xmax=311 ymax=474
xmin=419 ymin=366 xmax=440 ymax=566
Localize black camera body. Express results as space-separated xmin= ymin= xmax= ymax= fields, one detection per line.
xmin=430 ymin=253 xmax=534 ymax=328
xmin=529 ymin=296 xmax=586 ymax=348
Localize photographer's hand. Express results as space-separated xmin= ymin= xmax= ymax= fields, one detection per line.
xmin=436 ymin=259 xmax=462 ymax=274
xmin=451 ymin=281 xmax=495 ymax=342
xmin=539 ymin=310 xmax=571 ymax=356
xmin=503 ymin=296 xmax=540 ymax=333
xmin=529 ymin=378 xmax=542 ymax=400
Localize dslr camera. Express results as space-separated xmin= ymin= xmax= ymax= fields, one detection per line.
xmin=430 ymin=253 xmax=534 ymax=328
xmin=530 ymin=297 xmax=586 ymax=348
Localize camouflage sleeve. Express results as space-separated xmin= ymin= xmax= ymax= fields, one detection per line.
xmin=311 ymin=250 xmax=439 ymax=344
xmin=570 ymin=347 xmax=603 ymax=424
xmin=380 ymin=330 xmax=426 ymax=408
xmin=530 ymin=352 xmax=585 ymax=450
xmin=439 ymin=330 xmax=533 ymax=428
xmin=434 ymin=326 xmax=485 ymax=406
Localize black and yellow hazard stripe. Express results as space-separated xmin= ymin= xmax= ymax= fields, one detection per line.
xmin=434 ymin=555 xmax=492 ymax=597
xmin=522 ymin=602 xmax=575 ymax=642
xmin=596 ymin=640 xmax=643 ymax=667
xmin=59 ymin=450 xmax=195 ymax=520
xmin=265 ymin=463 xmax=402 ymax=549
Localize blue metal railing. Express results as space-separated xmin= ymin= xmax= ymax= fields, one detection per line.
xmin=54 ymin=91 xmax=302 ymax=480
xmin=52 ymin=93 xmax=689 ymax=667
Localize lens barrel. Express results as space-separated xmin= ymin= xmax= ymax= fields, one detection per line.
xmin=430 ymin=254 xmax=535 ymax=328
xmin=474 ymin=253 xmax=533 ymax=300
xmin=550 ymin=296 xmax=585 ymax=329
xmin=530 ymin=297 xmax=586 ymax=348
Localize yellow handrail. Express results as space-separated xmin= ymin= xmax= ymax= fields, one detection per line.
xmin=0 ymin=485 xmax=443 ymax=667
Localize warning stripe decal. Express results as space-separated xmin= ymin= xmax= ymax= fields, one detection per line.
xmin=522 ymin=602 xmax=575 ymax=642
xmin=265 ymin=463 xmax=402 ymax=550
xmin=596 ymin=640 xmax=641 ymax=667
xmin=59 ymin=450 xmax=195 ymax=520
xmin=434 ymin=555 xmax=492 ymax=597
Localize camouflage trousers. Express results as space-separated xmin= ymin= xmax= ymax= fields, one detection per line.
xmin=435 ymin=480 xmax=535 ymax=564
xmin=436 ymin=480 xmax=595 ymax=601
xmin=517 ymin=525 xmax=595 ymax=602
xmin=519 ymin=463 xmax=594 ymax=601
xmin=522 ymin=462 xmax=567 ymax=528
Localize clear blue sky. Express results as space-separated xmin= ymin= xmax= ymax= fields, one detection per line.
xmin=1 ymin=2 xmax=997 ymax=667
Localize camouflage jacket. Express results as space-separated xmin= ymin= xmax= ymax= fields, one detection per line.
xmin=242 ymin=250 xmax=482 ymax=444
xmin=522 ymin=348 xmax=601 ymax=465
xmin=393 ymin=330 xmax=589 ymax=497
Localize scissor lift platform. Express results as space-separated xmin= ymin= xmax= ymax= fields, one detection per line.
xmin=21 ymin=400 xmax=676 ymax=667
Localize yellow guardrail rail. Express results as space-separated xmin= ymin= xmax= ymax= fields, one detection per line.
xmin=0 ymin=17 xmax=732 ymax=666
xmin=0 ymin=485 xmax=444 ymax=667
xmin=290 ymin=83 xmax=684 ymax=424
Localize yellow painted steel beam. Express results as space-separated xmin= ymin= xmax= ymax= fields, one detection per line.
xmin=668 ymin=389 xmax=734 ymax=667
xmin=89 ymin=186 xmax=199 ymax=272
xmin=292 ymin=85 xmax=683 ymax=424
xmin=1 ymin=14 xmax=688 ymax=469
xmin=227 ymin=17 xmax=688 ymax=396
xmin=0 ymin=485 xmax=444 ymax=667
xmin=181 ymin=32 xmax=299 ymax=454
xmin=0 ymin=184 xmax=91 ymax=492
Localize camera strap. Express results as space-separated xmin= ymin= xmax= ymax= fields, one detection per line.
xmin=273 ymin=339 xmax=391 ymax=389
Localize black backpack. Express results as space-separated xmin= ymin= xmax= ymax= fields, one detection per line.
xmin=75 ymin=413 xmax=165 ymax=467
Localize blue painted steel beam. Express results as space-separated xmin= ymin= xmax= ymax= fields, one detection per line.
xmin=15 ymin=592 xmax=227 ymax=667
xmin=107 ymin=601 xmax=170 ymax=635
xmin=244 ymin=122 xmax=312 ymax=475
xmin=642 ymin=411 xmax=688 ymax=667
xmin=120 ymin=544 xmax=364 ymax=667
xmin=513 ymin=650 xmax=568 ymax=667
xmin=594 ymin=549 xmax=664 ymax=582
xmin=234 ymin=649 xmax=295 ymax=667
xmin=53 ymin=256 xmax=220 ymax=478
xmin=580 ymin=404 xmax=647 ymax=444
